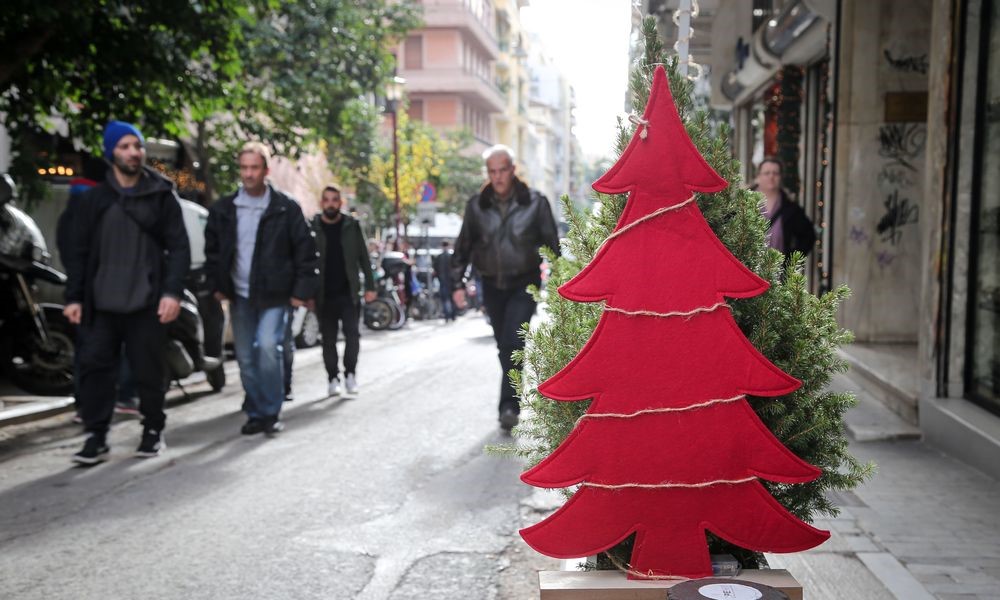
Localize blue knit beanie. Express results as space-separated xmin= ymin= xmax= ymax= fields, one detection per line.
xmin=102 ymin=121 xmax=145 ymax=159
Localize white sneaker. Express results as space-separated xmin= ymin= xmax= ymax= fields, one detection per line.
xmin=345 ymin=373 xmax=359 ymax=395
xmin=327 ymin=378 xmax=341 ymax=397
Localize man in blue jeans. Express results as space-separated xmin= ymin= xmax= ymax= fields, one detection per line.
xmin=205 ymin=142 xmax=318 ymax=435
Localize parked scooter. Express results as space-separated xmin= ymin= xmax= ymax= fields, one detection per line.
xmin=0 ymin=174 xmax=75 ymax=396
xmin=175 ymin=199 xmax=225 ymax=391
xmin=163 ymin=285 xmax=223 ymax=391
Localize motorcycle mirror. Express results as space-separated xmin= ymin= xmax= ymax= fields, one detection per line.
xmin=0 ymin=174 xmax=15 ymax=205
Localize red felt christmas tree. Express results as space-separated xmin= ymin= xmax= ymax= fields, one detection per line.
xmin=518 ymin=65 xmax=830 ymax=579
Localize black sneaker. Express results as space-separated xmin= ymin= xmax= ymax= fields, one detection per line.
xmin=72 ymin=435 xmax=109 ymax=465
xmin=499 ymin=408 xmax=519 ymax=432
xmin=135 ymin=428 xmax=165 ymax=457
xmin=264 ymin=417 xmax=284 ymax=436
xmin=241 ymin=418 xmax=265 ymax=435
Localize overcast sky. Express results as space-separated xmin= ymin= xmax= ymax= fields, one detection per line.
xmin=520 ymin=0 xmax=633 ymax=160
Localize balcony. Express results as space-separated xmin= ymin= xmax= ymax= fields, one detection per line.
xmin=420 ymin=0 xmax=500 ymax=58
xmin=403 ymin=68 xmax=506 ymax=113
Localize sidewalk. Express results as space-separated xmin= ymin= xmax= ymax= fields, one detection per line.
xmin=766 ymin=389 xmax=1000 ymax=599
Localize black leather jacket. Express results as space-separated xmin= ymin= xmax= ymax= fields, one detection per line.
xmin=452 ymin=178 xmax=560 ymax=290
xmin=204 ymin=186 xmax=319 ymax=308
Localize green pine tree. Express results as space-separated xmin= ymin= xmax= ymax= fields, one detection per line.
xmin=497 ymin=17 xmax=874 ymax=571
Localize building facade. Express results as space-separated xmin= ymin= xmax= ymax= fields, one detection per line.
xmin=397 ymin=0 xmax=505 ymax=153
xmin=640 ymin=0 xmax=999 ymax=478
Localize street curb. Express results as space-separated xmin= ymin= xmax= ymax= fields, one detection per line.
xmin=856 ymin=552 xmax=936 ymax=600
xmin=0 ymin=396 xmax=75 ymax=427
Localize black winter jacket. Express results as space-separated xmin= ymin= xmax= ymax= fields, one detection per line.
xmin=772 ymin=190 xmax=816 ymax=257
xmin=452 ymin=178 xmax=560 ymax=290
xmin=309 ymin=212 xmax=375 ymax=309
xmin=64 ymin=167 xmax=190 ymax=323
xmin=204 ymin=186 xmax=319 ymax=308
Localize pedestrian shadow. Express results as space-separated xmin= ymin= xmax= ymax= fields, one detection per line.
xmin=0 ymin=405 xmax=298 ymax=543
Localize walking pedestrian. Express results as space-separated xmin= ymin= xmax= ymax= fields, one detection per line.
xmin=434 ymin=240 xmax=456 ymax=322
xmin=451 ymin=144 xmax=560 ymax=431
xmin=754 ymin=157 xmax=816 ymax=258
xmin=204 ymin=142 xmax=318 ymax=435
xmin=309 ymin=186 xmax=376 ymax=396
xmin=63 ymin=121 xmax=190 ymax=464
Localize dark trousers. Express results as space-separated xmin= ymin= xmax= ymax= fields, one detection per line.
xmin=77 ymin=307 xmax=166 ymax=436
xmin=284 ymin=306 xmax=295 ymax=394
xmin=320 ymin=294 xmax=360 ymax=381
xmin=439 ymin=288 xmax=456 ymax=321
xmin=481 ymin=281 xmax=536 ymax=414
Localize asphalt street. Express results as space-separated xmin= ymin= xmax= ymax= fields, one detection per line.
xmin=0 ymin=314 xmax=559 ymax=599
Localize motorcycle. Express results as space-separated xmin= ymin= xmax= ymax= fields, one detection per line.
xmin=0 ymin=174 xmax=75 ymax=396
xmin=163 ymin=284 xmax=223 ymax=392
xmin=175 ymin=198 xmax=227 ymax=392
xmin=363 ymin=252 xmax=408 ymax=331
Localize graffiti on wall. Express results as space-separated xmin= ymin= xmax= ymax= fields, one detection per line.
xmin=878 ymin=123 xmax=926 ymax=171
xmin=876 ymin=190 xmax=919 ymax=245
xmin=862 ymin=123 xmax=927 ymax=268
xmin=883 ymin=50 xmax=929 ymax=75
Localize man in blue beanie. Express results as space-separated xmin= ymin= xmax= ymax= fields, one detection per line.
xmin=63 ymin=121 xmax=190 ymax=465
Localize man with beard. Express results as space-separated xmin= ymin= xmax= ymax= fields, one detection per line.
xmin=310 ymin=186 xmax=376 ymax=396
xmin=63 ymin=121 xmax=190 ymax=464
xmin=205 ymin=142 xmax=317 ymax=435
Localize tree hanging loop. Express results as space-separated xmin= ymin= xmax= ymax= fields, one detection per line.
xmin=628 ymin=114 xmax=650 ymax=139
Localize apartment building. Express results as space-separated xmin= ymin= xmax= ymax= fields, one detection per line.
xmin=397 ymin=0 xmax=505 ymax=153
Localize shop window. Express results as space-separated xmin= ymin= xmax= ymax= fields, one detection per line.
xmin=968 ymin=0 xmax=1000 ymax=413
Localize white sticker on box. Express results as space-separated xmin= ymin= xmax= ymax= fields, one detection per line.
xmin=697 ymin=583 xmax=763 ymax=600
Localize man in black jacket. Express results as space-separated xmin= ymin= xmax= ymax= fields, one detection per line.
xmin=309 ymin=186 xmax=376 ymax=397
xmin=204 ymin=142 xmax=318 ymax=435
xmin=63 ymin=121 xmax=190 ymax=464
xmin=452 ymin=145 xmax=560 ymax=431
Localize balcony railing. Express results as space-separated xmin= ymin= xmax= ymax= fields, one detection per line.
xmin=419 ymin=0 xmax=499 ymax=58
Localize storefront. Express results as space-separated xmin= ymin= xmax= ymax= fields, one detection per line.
xmin=711 ymin=0 xmax=836 ymax=293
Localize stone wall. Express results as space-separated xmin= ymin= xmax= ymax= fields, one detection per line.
xmin=833 ymin=0 xmax=931 ymax=342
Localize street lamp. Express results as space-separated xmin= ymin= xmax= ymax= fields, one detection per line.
xmin=385 ymin=75 xmax=406 ymax=245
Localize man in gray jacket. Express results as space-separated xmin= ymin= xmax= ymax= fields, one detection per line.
xmin=452 ymin=145 xmax=560 ymax=431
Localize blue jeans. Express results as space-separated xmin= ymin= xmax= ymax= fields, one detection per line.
xmin=231 ymin=297 xmax=287 ymax=420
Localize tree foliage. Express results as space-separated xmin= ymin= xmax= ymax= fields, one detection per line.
xmin=1 ymin=0 xmax=421 ymax=199
xmin=197 ymin=0 xmax=421 ymax=194
xmin=364 ymin=109 xmax=483 ymax=235
xmin=498 ymin=17 xmax=873 ymax=572
xmin=0 ymin=0 xmax=258 ymax=195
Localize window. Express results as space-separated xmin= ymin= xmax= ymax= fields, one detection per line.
xmin=967 ymin=0 xmax=1000 ymax=413
xmin=405 ymin=35 xmax=423 ymax=70
xmin=408 ymin=99 xmax=424 ymax=122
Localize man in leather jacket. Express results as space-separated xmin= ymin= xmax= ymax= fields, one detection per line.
xmin=451 ymin=145 xmax=560 ymax=431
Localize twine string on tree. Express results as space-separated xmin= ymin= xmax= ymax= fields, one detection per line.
xmin=603 ymin=301 xmax=730 ymax=319
xmin=576 ymin=394 xmax=745 ymax=426
xmin=627 ymin=113 xmax=650 ymax=139
xmin=603 ymin=550 xmax=691 ymax=581
xmin=605 ymin=194 xmax=697 ymax=242
xmin=583 ymin=477 xmax=757 ymax=490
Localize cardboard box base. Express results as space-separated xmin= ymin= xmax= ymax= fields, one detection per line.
xmin=539 ymin=569 xmax=802 ymax=600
